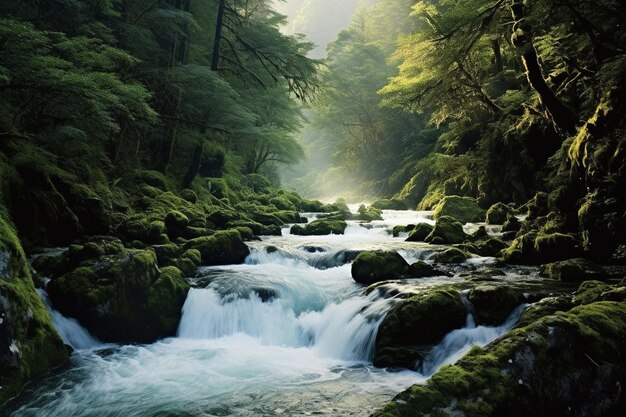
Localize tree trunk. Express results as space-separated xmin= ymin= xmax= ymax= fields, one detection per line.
xmin=510 ymin=0 xmax=577 ymax=133
xmin=211 ymin=0 xmax=226 ymax=71
xmin=492 ymin=39 xmax=503 ymax=74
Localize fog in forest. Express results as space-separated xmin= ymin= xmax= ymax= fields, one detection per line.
xmin=274 ymin=0 xmax=378 ymax=58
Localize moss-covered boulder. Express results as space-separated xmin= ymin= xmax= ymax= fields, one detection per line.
xmin=351 ymin=251 xmax=444 ymax=285
xmin=0 ymin=213 xmax=68 ymax=404
xmin=485 ymin=202 xmax=515 ymax=225
xmin=425 ymin=215 xmax=467 ymax=244
xmin=464 ymin=237 xmax=508 ymax=257
xmin=502 ymin=231 xmax=581 ymax=265
xmin=183 ymin=230 xmax=250 ymax=265
xmin=373 ymin=301 xmax=626 ymax=417
xmin=374 ymin=289 xmax=466 ymax=368
xmin=47 ymin=249 xmax=189 ymax=343
xmin=118 ymin=216 xmax=166 ymax=244
xmin=406 ymin=223 xmax=433 ymax=242
xmin=290 ymin=219 xmax=347 ymax=236
xmin=269 ymin=196 xmax=297 ymax=212
xmin=526 ymin=191 xmax=549 ymax=219
xmin=357 ymin=204 xmax=383 ymax=221
xmin=469 ymin=285 xmax=523 ymax=326
xmin=541 ymin=258 xmax=605 ymax=283
xmin=392 ymin=225 xmax=413 ymax=237
xmin=432 ymin=196 xmax=485 ymax=223
xmin=502 ymin=215 xmax=522 ymax=233
xmin=164 ymin=210 xmax=189 ymax=240
xmin=432 ymin=247 xmax=471 ymax=263
xmin=371 ymin=199 xmax=407 ymax=210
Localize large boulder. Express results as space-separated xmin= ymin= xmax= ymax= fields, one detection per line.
xmin=183 ymin=230 xmax=250 ymax=265
xmin=541 ymin=258 xmax=605 ymax=283
xmin=291 ymin=219 xmax=347 ymax=236
xmin=0 ymin=213 xmax=68 ymax=403
xmin=47 ymin=249 xmax=189 ymax=343
xmin=406 ymin=223 xmax=433 ymax=242
xmin=432 ymin=196 xmax=485 ymax=223
xmin=432 ymin=247 xmax=471 ymax=263
xmin=469 ymin=285 xmax=523 ymax=325
xmin=425 ymin=216 xmax=468 ymax=244
xmin=373 ymin=301 xmax=626 ymax=417
xmin=486 ymin=202 xmax=515 ymax=225
xmin=501 ymin=231 xmax=582 ymax=265
xmin=351 ymin=251 xmax=444 ymax=285
xmin=374 ymin=289 xmax=467 ymax=368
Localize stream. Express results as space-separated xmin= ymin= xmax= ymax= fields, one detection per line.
xmin=5 ymin=209 xmax=531 ymax=417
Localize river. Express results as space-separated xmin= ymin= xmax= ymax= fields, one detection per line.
xmin=4 ymin=209 xmax=528 ymax=416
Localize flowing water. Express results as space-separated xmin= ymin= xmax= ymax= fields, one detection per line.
xmin=5 ymin=209 xmax=528 ymax=417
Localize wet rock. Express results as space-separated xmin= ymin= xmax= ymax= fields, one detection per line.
xmin=406 ymin=223 xmax=433 ymax=242
xmin=486 ymin=202 xmax=515 ymax=225
xmin=425 ymin=216 xmax=467 ymax=245
xmin=501 ymin=231 xmax=582 ymax=265
xmin=469 ymin=285 xmax=523 ymax=326
xmin=373 ymin=301 xmax=626 ymax=417
xmin=183 ymin=230 xmax=250 ymax=266
xmin=502 ymin=215 xmax=522 ymax=233
xmin=432 ymin=196 xmax=485 ymax=223
xmin=164 ymin=210 xmax=189 ymax=240
xmin=374 ymin=289 xmax=466 ymax=368
xmin=0 ymin=214 xmax=68 ymax=403
xmin=48 ymin=249 xmax=189 ymax=343
xmin=541 ymin=258 xmax=604 ymax=282
xmin=351 ymin=251 xmax=444 ymax=285
xmin=290 ymin=219 xmax=347 ymax=236
xmin=357 ymin=205 xmax=383 ymax=222
xmin=432 ymin=247 xmax=471 ymax=264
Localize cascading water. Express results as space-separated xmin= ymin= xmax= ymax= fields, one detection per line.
xmin=5 ymin=209 xmax=527 ymax=417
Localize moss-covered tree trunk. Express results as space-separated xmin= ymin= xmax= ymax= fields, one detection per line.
xmin=510 ymin=0 xmax=577 ymax=133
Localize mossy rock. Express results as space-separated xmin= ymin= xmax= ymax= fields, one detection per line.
xmin=351 ymin=251 xmax=443 ymax=285
xmin=118 ymin=216 xmax=165 ymax=244
xmin=541 ymin=258 xmax=604 ymax=283
xmin=572 ymin=281 xmax=612 ymax=305
xmin=272 ymin=210 xmax=302 ymax=224
xmin=373 ymin=301 xmax=626 ymax=417
xmin=0 ymin=212 xmax=68 ymax=404
xmin=164 ymin=210 xmax=189 ymax=240
xmin=269 ymin=196 xmax=297 ymax=212
xmin=406 ymin=223 xmax=433 ymax=242
xmin=47 ymin=249 xmax=187 ymax=343
xmin=526 ymin=191 xmax=549 ymax=219
xmin=180 ymin=249 xmax=202 ymax=267
xmin=357 ymin=204 xmax=383 ymax=222
xmin=227 ymin=220 xmax=281 ymax=236
xmin=469 ymin=285 xmax=523 ymax=326
xmin=432 ymin=247 xmax=471 ymax=264
xmin=149 ymin=243 xmax=180 ymax=266
xmin=502 ymin=215 xmax=521 ymax=233
xmin=181 ymin=226 xmax=212 ymax=240
xmin=392 ymin=225 xmax=411 ymax=237
xmin=425 ymin=215 xmax=467 ymax=244
xmin=432 ymin=196 xmax=485 ymax=223
xmin=300 ymin=199 xmax=327 ymax=212
xmin=373 ymin=289 xmax=466 ymax=368
xmin=534 ymin=233 xmax=581 ymax=262
xmin=206 ymin=207 xmax=242 ymax=229
xmin=290 ymin=219 xmax=347 ymax=236
xmin=134 ymin=170 xmax=168 ymax=190
xmin=486 ymin=202 xmax=515 ymax=225
xmin=183 ymin=230 xmax=250 ymax=266
xmin=146 ymin=266 xmax=190 ymax=335
xmin=464 ymin=237 xmax=508 ymax=257
xmin=371 ymin=199 xmax=407 ymax=211
xmin=179 ymin=189 xmax=197 ymax=204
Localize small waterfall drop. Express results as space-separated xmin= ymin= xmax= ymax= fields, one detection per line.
xmin=36 ymin=289 xmax=101 ymax=351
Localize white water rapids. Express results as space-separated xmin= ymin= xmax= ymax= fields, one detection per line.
xmin=6 ymin=209 xmax=526 ymax=416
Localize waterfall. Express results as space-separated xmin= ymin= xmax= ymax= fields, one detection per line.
xmin=36 ymin=289 xmax=101 ymax=351
xmin=177 ymin=287 xmax=393 ymax=362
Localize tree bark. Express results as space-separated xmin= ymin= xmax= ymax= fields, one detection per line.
xmin=211 ymin=0 xmax=226 ymax=71
xmin=510 ymin=0 xmax=577 ymax=133
xmin=492 ymin=39 xmax=503 ymax=74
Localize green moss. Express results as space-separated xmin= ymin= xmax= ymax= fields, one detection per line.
xmin=351 ymin=251 xmax=441 ymax=285
xmin=147 ymin=266 xmax=190 ymax=335
xmin=374 ymin=301 xmax=626 ymax=417
xmin=406 ymin=223 xmax=433 ymax=242
xmin=0 ymin=212 xmax=68 ymax=403
xmin=469 ymin=285 xmax=522 ymax=325
xmin=432 ymin=196 xmax=485 ymax=223
xmin=357 ymin=204 xmax=383 ymax=222
xmin=269 ymin=196 xmax=297 ymax=212
xmin=426 ymin=215 xmax=467 ymax=244
xmin=164 ymin=210 xmax=189 ymax=240
xmin=541 ymin=258 xmax=604 ymax=283
xmin=534 ymin=233 xmax=580 ymax=262
xmin=291 ymin=219 xmax=347 ymax=236
xmin=371 ymin=199 xmax=407 ymax=210
xmin=179 ymin=189 xmax=197 ymax=204
xmin=572 ymin=281 xmax=611 ymax=305
xmin=432 ymin=247 xmax=471 ymax=263
xmin=374 ymin=289 xmax=466 ymax=368
xmin=485 ymin=202 xmax=514 ymax=225
xmin=183 ymin=230 xmax=250 ymax=266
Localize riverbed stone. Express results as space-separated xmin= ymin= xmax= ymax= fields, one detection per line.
xmin=432 ymin=196 xmax=485 ymax=223
xmin=425 ymin=215 xmax=467 ymax=244
xmin=374 ymin=289 xmax=466 ymax=368
xmin=486 ymin=202 xmax=515 ymax=225
xmin=406 ymin=223 xmax=433 ymax=242
xmin=290 ymin=219 xmax=347 ymax=236
xmin=432 ymin=247 xmax=471 ymax=264
xmin=183 ymin=230 xmax=250 ymax=265
xmin=469 ymin=285 xmax=523 ymax=326
xmin=351 ymin=251 xmax=444 ymax=285
xmin=541 ymin=258 xmax=605 ymax=282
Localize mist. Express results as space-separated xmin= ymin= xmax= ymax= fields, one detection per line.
xmin=274 ymin=0 xmax=378 ymax=58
